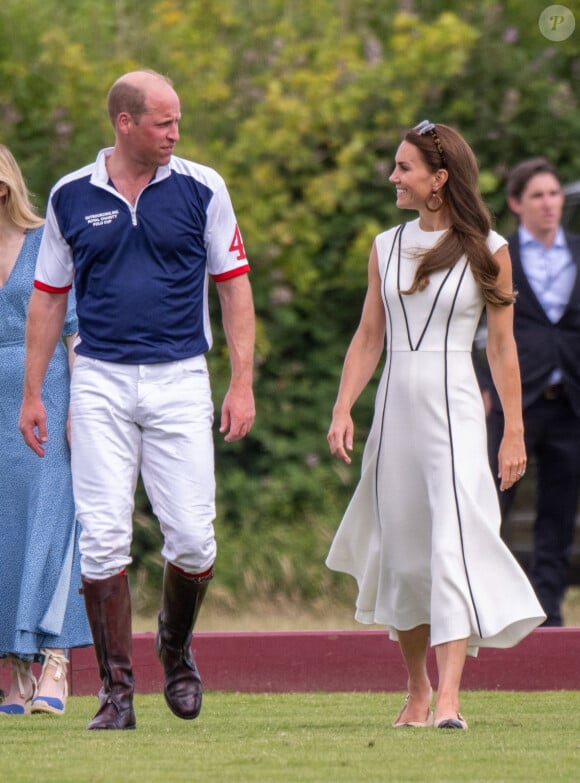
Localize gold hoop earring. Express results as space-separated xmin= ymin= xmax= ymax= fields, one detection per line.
xmin=425 ymin=190 xmax=443 ymax=212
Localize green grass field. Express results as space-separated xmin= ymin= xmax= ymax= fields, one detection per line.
xmin=2 ymin=691 xmax=579 ymax=783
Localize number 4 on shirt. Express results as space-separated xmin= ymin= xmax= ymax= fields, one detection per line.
xmin=228 ymin=224 xmax=247 ymax=261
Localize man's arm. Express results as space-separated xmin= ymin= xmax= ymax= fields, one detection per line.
xmin=19 ymin=288 xmax=68 ymax=456
xmin=215 ymin=274 xmax=256 ymax=442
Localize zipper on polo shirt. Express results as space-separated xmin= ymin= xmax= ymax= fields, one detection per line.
xmin=99 ymin=182 xmax=140 ymax=227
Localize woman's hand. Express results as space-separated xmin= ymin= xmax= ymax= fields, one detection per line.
xmin=497 ymin=430 xmax=527 ymax=491
xmin=327 ymin=409 xmax=355 ymax=464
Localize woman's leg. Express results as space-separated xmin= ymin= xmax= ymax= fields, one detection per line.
xmin=393 ymin=624 xmax=433 ymax=725
xmin=434 ymin=637 xmax=468 ymax=728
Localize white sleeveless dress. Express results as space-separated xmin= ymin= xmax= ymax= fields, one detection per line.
xmin=326 ymin=219 xmax=545 ymax=654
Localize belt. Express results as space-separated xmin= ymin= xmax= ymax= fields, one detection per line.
xmin=543 ymin=383 xmax=564 ymax=400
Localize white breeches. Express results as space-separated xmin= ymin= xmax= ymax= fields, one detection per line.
xmin=70 ymin=355 xmax=217 ymax=580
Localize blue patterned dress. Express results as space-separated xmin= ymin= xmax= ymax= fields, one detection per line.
xmin=0 ymin=228 xmax=92 ymax=659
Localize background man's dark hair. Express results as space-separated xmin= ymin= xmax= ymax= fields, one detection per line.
xmin=506 ymin=157 xmax=561 ymax=202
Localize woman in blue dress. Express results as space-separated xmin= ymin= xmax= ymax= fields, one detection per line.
xmin=0 ymin=145 xmax=91 ymax=715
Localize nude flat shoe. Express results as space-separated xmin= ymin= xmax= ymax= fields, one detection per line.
xmin=434 ymin=712 xmax=468 ymax=730
xmin=392 ymin=694 xmax=434 ymax=728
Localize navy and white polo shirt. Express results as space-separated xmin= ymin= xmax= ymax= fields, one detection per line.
xmin=34 ymin=148 xmax=250 ymax=364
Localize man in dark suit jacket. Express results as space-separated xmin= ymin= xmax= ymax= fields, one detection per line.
xmin=483 ymin=158 xmax=580 ymax=626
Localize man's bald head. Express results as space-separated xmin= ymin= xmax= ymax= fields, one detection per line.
xmin=107 ymin=70 xmax=175 ymax=127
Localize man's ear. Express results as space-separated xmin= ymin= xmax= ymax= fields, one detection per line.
xmin=507 ymin=196 xmax=522 ymax=217
xmin=117 ymin=112 xmax=133 ymax=136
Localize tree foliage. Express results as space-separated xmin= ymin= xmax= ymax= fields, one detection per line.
xmin=2 ymin=0 xmax=579 ymax=606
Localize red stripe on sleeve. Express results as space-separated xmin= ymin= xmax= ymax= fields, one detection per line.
xmin=34 ymin=280 xmax=73 ymax=294
xmin=212 ymin=264 xmax=250 ymax=283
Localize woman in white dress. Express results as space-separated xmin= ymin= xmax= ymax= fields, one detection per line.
xmin=326 ymin=121 xmax=545 ymax=730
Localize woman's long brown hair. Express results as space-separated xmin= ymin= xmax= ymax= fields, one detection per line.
xmin=400 ymin=124 xmax=514 ymax=308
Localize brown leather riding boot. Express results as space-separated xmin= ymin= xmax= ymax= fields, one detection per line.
xmin=82 ymin=572 xmax=136 ymax=730
xmin=156 ymin=563 xmax=212 ymax=720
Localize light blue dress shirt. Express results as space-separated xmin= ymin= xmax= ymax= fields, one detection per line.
xmin=519 ymin=225 xmax=576 ymax=383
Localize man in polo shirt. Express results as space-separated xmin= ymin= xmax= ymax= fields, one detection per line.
xmin=19 ymin=70 xmax=256 ymax=730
